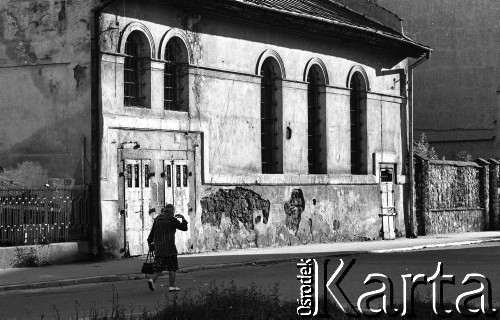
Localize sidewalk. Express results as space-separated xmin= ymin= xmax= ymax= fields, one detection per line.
xmin=1 ymin=231 xmax=499 ymax=292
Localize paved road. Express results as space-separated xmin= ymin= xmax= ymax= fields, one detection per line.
xmin=1 ymin=243 xmax=499 ymax=319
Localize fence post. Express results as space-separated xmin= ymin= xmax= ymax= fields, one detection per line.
xmin=475 ymin=158 xmax=490 ymax=231
xmin=414 ymin=154 xmax=429 ymax=236
xmin=488 ymin=158 xmax=499 ymax=230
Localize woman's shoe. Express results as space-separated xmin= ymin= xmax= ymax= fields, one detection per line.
xmin=148 ymin=279 xmax=155 ymax=291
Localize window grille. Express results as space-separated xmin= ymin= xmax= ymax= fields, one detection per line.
xmin=145 ymin=164 xmax=150 ymax=188
xmin=182 ymin=165 xmax=188 ymax=187
xmin=124 ymin=33 xmax=144 ymax=107
xmin=260 ymin=61 xmax=278 ymax=174
xmin=134 ymin=164 xmax=140 ymax=187
xmin=350 ymin=74 xmax=363 ymax=174
xmin=176 ymin=165 xmax=181 ymax=187
xmin=307 ymin=68 xmax=323 ymax=174
xmin=166 ymin=165 xmax=172 ymax=187
xmin=164 ymin=41 xmax=184 ymax=111
xmin=380 ymin=168 xmax=394 ymax=183
xmin=126 ymin=164 xmax=132 ymax=188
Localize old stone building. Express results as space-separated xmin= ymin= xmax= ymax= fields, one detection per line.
xmin=96 ymin=0 xmax=430 ymax=256
xmin=1 ymin=0 xmax=430 ymax=257
xmin=377 ymin=0 xmax=500 ymax=159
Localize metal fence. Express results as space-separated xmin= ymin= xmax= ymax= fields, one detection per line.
xmin=0 ymin=186 xmax=90 ymax=246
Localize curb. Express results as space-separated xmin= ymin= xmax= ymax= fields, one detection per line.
xmin=1 ymin=239 xmax=498 ymax=292
xmin=370 ymin=238 xmax=500 ymax=253
xmin=0 ymin=253 xmax=351 ymax=292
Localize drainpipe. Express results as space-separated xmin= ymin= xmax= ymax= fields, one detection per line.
xmin=408 ymin=51 xmax=430 ymax=238
xmin=90 ymin=0 xmax=120 ymax=256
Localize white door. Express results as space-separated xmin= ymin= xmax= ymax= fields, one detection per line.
xmin=124 ymin=159 xmax=152 ymax=255
xmin=164 ymin=160 xmax=192 ymax=253
xmin=380 ymin=164 xmax=396 ymax=239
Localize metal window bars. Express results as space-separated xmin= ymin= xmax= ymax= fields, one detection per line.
xmin=307 ymin=68 xmax=323 ymax=174
xmin=164 ymin=41 xmax=185 ymax=111
xmin=350 ymin=74 xmax=363 ymax=174
xmin=260 ymin=61 xmax=279 ymax=174
xmin=124 ymin=33 xmax=145 ymax=108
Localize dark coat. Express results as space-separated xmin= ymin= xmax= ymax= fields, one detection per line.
xmin=147 ymin=213 xmax=188 ymax=257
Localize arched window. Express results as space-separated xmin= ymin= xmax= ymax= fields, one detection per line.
xmin=164 ymin=38 xmax=189 ymax=111
xmin=349 ymin=72 xmax=368 ymax=174
xmin=124 ymin=31 xmax=150 ymax=108
xmin=260 ymin=58 xmax=283 ymax=174
xmin=307 ymin=66 xmax=327 ymax=174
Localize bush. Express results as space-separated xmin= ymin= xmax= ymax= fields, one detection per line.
xmin=414 ymin=133 xmax=439 ymax=160
xmin=12 ymin=247 xmax=51 ymax=268
xmin=455 ymin=150 xmax=473 ymax=162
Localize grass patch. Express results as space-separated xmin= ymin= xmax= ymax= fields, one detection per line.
xmin=155 ymin=280 xmax=294 ymax=320
xmin=50 ymin=281 xmax=497 ymax=319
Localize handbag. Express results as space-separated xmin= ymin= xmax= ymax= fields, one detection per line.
xmin=141 ymin=250 xmax=155 ymax=274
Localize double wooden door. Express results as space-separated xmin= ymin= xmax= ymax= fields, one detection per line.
xmin=122 ymin=151 xmax=194 ymax=256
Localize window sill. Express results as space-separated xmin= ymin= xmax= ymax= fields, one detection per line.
xmin=202 ymin=173 xmax=378 ymax=186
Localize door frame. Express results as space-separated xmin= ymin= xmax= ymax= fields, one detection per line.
xmin=118 ymin=148 xmax=197 ymax=254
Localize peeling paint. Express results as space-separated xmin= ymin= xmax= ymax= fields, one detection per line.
xmin=283 ymin=189 xmax=305 ymax=233
xmin=200 ymin=187 xmax=270 ymax=231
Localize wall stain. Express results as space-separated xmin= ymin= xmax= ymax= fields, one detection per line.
xmin=57 ymin=0 xmax=66 ymax=33
xmin=48 ymin=77 xmax=58 ymax=94
xmin=73 ymin=64 xmax=87 ymax=88
xmin=200 ymin=187 xmax=270 ymax=231
xmin=284 ymin=189 xmax=305 ymax=233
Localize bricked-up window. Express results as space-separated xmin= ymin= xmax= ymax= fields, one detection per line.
xmin=307 ymin=66 xmax=326 ymax=174
xmin=260 ymin=58 xmax=283 ymax=174
xmin=349 ymin=72 xmax=368 ymax=174
xmin=164 ymin=38 xmax=189 ymax=111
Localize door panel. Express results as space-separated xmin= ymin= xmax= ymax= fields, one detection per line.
xmin=380 ymin=164 xmax=396 ymax=240
xmin=164 ymin=159 xmax=192 ymax=253
xmin=124 ymin=159 xmax=153 ymax=256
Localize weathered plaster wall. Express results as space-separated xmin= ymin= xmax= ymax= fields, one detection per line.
xmin=415 ymin=157 xmax=488 ymax=235
xmin=0 ymin=0 xmax=95 ymax=185
xmin=378 ymin=0 xmax=500 ymax=159
xmin=100 ymin=1 xmax=408 ymax=177
xmin=98 ymin=1 xmax=410 ymax=255
xmin=195 ymin=185 xmax=400 ymax=251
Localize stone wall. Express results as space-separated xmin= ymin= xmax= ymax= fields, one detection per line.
xmin=414 ymin=155 xmax=494 ymax=235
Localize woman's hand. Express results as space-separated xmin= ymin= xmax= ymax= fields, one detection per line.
xmin=175 ymin=214 xmax=185 ymax=220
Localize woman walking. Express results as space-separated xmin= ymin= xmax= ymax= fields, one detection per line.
xmin=147 ymin=204 xmax=188 ymax=292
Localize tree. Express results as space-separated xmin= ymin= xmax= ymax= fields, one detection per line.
xmin=413 ymin=133 xmax=438 ymax=160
